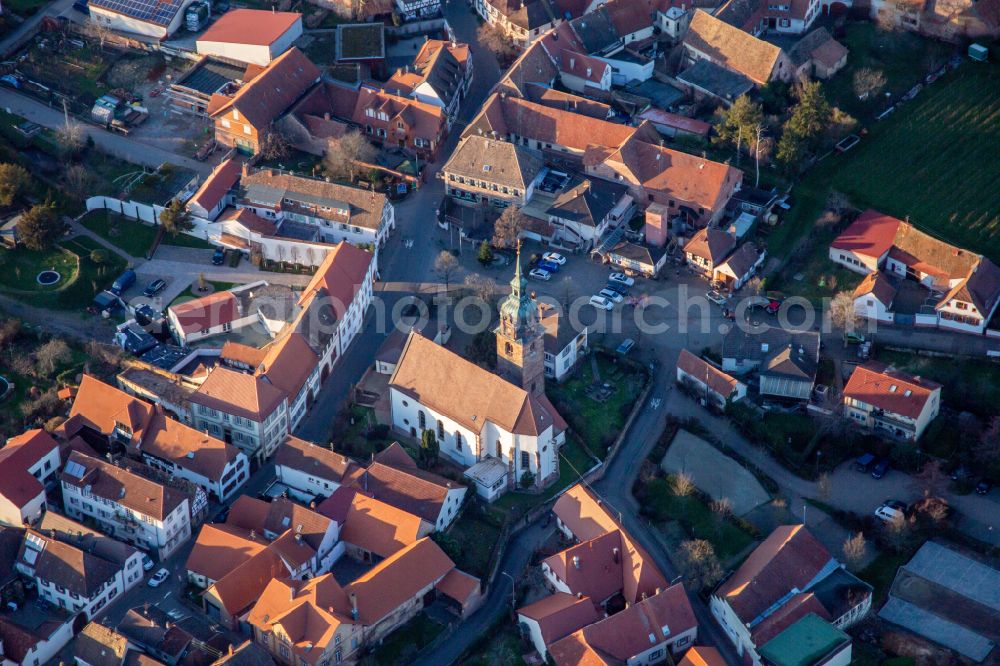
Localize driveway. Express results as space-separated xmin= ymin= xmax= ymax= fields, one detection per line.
xmin=0 ymin=89 xmax=213 ymax=176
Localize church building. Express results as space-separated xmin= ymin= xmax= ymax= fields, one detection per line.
xmin=387 ymin=247 xmax=568 ymax=500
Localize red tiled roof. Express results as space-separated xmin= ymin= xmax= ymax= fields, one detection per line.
xmin=275 ymin=435 xmax=357 ymax=485
xmin=716 ymin=525 xmax=832 ymax=623
xmin=185 ymin=523 xmax=267 ymax=583
xmin=843 ymin=362 xmax=940 ymax=420
xmin=0 ymin=430 xmax=58 ymax=507
xmin=682 ymin=10 xmax=784 ymax=85
xmin=299 ymin=241 xmax=374 ymax=312
xmin=220 ymin=207 xmax=277 ymax=235
xmin=198 ymin=9 xmax=300 ymax=47
xmin=853 ymin=272 xmax=896 ymax=305
xmin=678 ymin=646 xmax=728 ymax=666
xmin=684 ymin=227 xmax=737 ymax=264
xmin=189 ymin=158 xmax=242 ymax=214
xmin=61 ymin=450 xmax=186 ymax=522
xmin=340 ymin=491 xmax=424 ymax=558
xmin=517 ymin=592 xmax=600 ymax=647
xmin=677 ymin=349 xmax=742 ymax=400
xmin=257 ymin=332 xmax=318 ymax=400
xmin=191 ymin=366 xmax=286 ymax=422
xmin=210 ymin=48 xmax=320 ymax=130
xmin=830 ymin=209 xmax=903 ymax=259
xmin=67 ymin=375 xmax=154 ymax=443
xmin=141 ymin=411 xmax=244 ymax=480
xmin=435 ymin=569 xmax=481 ymax=606
xmin=637 ymin=109 xmax=712 ymax=137
xmin=168 ymin=291 xmax=239 ymax=335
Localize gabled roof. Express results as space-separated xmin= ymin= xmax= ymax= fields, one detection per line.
xmin=360 ymin=458 xmax=459 ymax=525
xmin=553 ymin=484 xmax=620 ymax=542
xmin=207 ymin=546 xmax=291 ymax=617
xmin=685 ymin=227 xmax=737 ymax=264
xmin=188 ymin=158 xmax=242 ymax=214
xmin=228 ymin=496 xmax=333 ymax=552
xmin=197 ymin=9 xmax=300 ymax=47
xmin=435 ymin=568 xmax=481 ymax=606
xmin=682 ymin=10 xmax=784 ymax=85
xmin=299 ymin=240 xmax=374 ymax=310
xmin=339 ymin=489 xmax=424 ymax=558
xmin=517 ymin=592 xmax=601 ymax=648
xmin=443 ymin=135 xmax=544 ymax=191
xmin=788 ymin=28 xmax=847 ymax=67
xmin=209 ymin=48 xmax=320 ymax=129
xmin=243 ymin=169 xmax=387 ymax=232
xmin=718 ymin=242 xmax=762 ymax=279
xmin=257 ymin=331 xmax=318 ymax=399
xmin=275 ymin=435 xmax=358 ymax=485
xmin=186 ymin=523 xmax=268 ymax=583
xmin=67 ymin=375 xmax=154 ymax=443
xmin=75 ymin=622 xmax=131 ymax=666
xmin=679 ymin=646 xmax=728 ymax=666
xmin=38 ymin=511 xmax=138 ymax=567
xmin=830 ymin=209 xmax=903 ymax=258
xmin=843 ymin=362 xmax=940 ymax=420
xmin=0 ymin=429 xmax=58 ymax=508
xmin=716 ymin=524 xmax=833 ymax=624
xmin=498 ymin=42 xmax=558 ymax=97
xmin=525 ymin=84 xmax=611 ymax=119
xmin=853 ymin=271 xmax=897 ymax=306
xmin=219 ymin=207 xmax=277 ymax=235
xmin=61 ymin=450 xmax=186 ymax=521
xmin=750 ymin=591 xmax=832 ymax=647
xmin=140 ymin=411 xmax=244 ymax=480
xmin=89 ymin=0 xmax=184 ymax=27
xmin=190 ymin=366 xmax=286 ymax=422
xmin=168 ymin=291 xmax=239 ymax=335
xmin=389 ymin=331 xmax=563 ymax=437
xmin=19 ymin=529 xmax=120 ymax=599
xmin=386 ymin=40 xmax=469 ymax=108
xmin=549 ymin=585 xmax=697 ymax=665
xmin=677 ymin=349 xmax=743 ymax=400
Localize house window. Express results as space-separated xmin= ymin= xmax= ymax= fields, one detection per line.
xmin=437 ymin=420 xmax=445 ymax=439
xmin=418 ymin=411 xmax=426 ymax=430
xmin=520 ymin=451 xmax=530 ymax=469
xmin=243 ymin=125 xmax=251 ymax=135
xmin=505 ymin=342 xmax=513 ymax=356
xmin=455 ymin=431 xmax=462 ymax=450
xmin=221 ymin=119 xmax=231 ymax=129
xmin=495 ymin=440 xmax=502 ymax=458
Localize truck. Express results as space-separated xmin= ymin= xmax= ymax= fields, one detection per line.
xmin=111 ymin=269 xmax=136 ymax=295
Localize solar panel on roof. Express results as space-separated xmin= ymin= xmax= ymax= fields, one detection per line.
xmin=91 ymin=0 xmax=184 ymax=26
xmin=66 ymin=460 xmax=88 ymax=479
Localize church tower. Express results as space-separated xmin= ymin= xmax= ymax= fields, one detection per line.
xmin=495 ymin=243 xmax=546 ymax=397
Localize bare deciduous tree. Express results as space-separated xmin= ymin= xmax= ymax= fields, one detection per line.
xmin=35 ymin=339 xmax=72 ymax=375
xmin=323 ymin=130 xmax=377 ymax=181
xmin=853 ymin=68 xmax=887 ymax=101
xmin=476 ymin=23 xmax=518 ymax=63
xmin=842 ymin=532 xmax=867 ymax=571
xmin=679 ymin=539 xmax=723 ymax=591
xmin=258 ymin=129 xmax=292 ymax=162
xmin=671 ymin=471 xmax=696 ymax=497
xmin=492 ymin=206 xmax=526 ymax=250
xmin=464 ymin=273 xmax=497 ymax=305
xmin=828 ymin=290 xmax=860 ymax=333
xmin=434 ymin=251 xmax=459 ymax=289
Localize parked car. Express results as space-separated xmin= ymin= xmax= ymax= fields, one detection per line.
xmin=706 ymin=290 xmax=727 ymax=306
xmin=141 ymin=554 xmax=155 ymax=571
xmin=528 ymin=268 xmax=551 ymax=281
xmin=147 ymin=568 xmax=170 ymax=587
xmin=874 ymin=504 xmax=904 ymax=522
xmin=844 ymin=332 xmax=867 ymax=345
xmin=609 ymin=273 xmax=635 ymax=287
xmin=111 ymin=270 xmax=136 ymax=296
xmin=542 ymin=252 xmax=566 ymax=265
xmin=976 ymin=479 xmax=994 ymax=495
xmin=871 ymin=458 xmax=890 ymax=480
xmin=599 ymin=288 xmax=624 ymax=304
xmin=616 ymin=339 xmax=636 ymax=355
xmin=212 ymin=248 xmax=226 ymax=265
xmin=854 ymin=453 xmax=876 ymax=472
xmin=537 ymin=260 xmax=560 ymax=273
xmin=604 ymin=282 xmax=628 ymax=295
xmin=589 ymin=295 xmax=613 ymax=311
xmin=142 ymin=279 xmax=166 ymax=297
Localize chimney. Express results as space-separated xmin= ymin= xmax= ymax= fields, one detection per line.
xmin=241 ymin=161 xmax=251 ymax=179
xmin=324 ymin=112 xmax=330 ymax=121
xmin=350 ymin=592 xmax=359 ymax=621
xmin=586 ymin=67 xmax=592 ymax=78
xmin=612 ymin=547 xmax=620 ymax=564
xmin=295 ymin=533 xmax=302 ymax=543
xmin=572 ymin=555 xmax=580 ymax=569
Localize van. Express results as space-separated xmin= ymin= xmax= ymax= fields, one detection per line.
xmin=111 ymin=270 xmax=136 ymax=295
xmin=874 ymin=505 xmax=904 ymax=522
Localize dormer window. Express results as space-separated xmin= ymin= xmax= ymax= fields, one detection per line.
xmin=114 ymin=421 xmax=133 ymax=442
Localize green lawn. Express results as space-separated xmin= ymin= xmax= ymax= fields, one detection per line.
xmin=168 ymin=280 xmax=239 ymax=307
xmin=644 ymin=477 xmax=755 ymax=562
xmin=0 ymin=237 xmax=126 ymax=310
xmin=440 ymin=512 xmax=502 ymax=578
xmin=364 ymin=613 xmax=445 ymax=666
xmin=79 ymin=210 xmax=157 ymax=258
xmin=460 ymin=621 xmax=528 ymax=666
xmin=858 ymin=551 xmax=909 ymax=608
xmin=769 ymin=64 xmax=1000 ymax=286
xmin=875 ymin=350 xmax=1000 ymax=419
xmin=0 ymin=246 xmax=78 ymax=292
xmin=160 ymin=233 xmax=213 ymax=250
xmin=492 ymin=436 xmax=597 ymax=516
xmin=548 ymin=352 xmax=649 ymax=457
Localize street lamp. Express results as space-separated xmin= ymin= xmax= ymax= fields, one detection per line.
xmin=499 ymin=571 xmax=516 ymax=611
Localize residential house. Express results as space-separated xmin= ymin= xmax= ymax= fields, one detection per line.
xmin=830 ymin=209 xmax=1000 ymax=334
xmin=388 ymin=330 xmax=567 ymax=500
xmin=16 ymin=527 xmax=133 ymax=620
xmin=473 ymin=0 xmax=572 ymax=45
xmin=386 ymin=40 xmax=473 ymax=120
xmin=675 ymin=59 xmax=755 ymax=106
xmin=247 ymin=538 xmax=479 ymax=663
xmin=715 ymin=242 xmax=766 ymax=291
xmin=585 ymin=133 xmax=744 ymax=226
xmin=208 ymin=48 xmax=321 ymax=156
xmin=239 ymin=168 xmax=396 ymax=248
xmin=75 ymin=622 xmax=132 ymax=666
xmin=274 ymin=435 xmax=359 ymax=502
xmin=538 ymin=302 xmax=589 ymax=381
xmin=879 ymin=541 xmax=1000 ymax=663
xmin=195 ymin=10 xmax=303 ymax=66
xmin=524 ymin=84 xmax=611 ymax=119
xmin=0 ymin=614 xmax=76 ymax=666
xmin=317 ymin=485 xmax=428 ymax=564
xmin=352 ymin=442 xmax=467 ymax=531
xmin=788 ymin=27 xmax=849 ymax=79
xmin=61 ymin=450 xmax=192 ymax=560
xmin=603 ymin=240 xmax=667 ymax=277
xmin=710 ymin=525 xmax=871 ymax=666
xmin=715 ymin=0 xmax=822 ymax=35
xmin=166 ymin=289 xmax=260 ymax=347
xmin=636 ymin=109 xmax=713 ymax=140
xmin=87 ymin=0 xmax=193 ymax=39
xmin=684 ymin=227 xmax=737 ymax=276
xmin=520 ymin=484 xmax=698 ymax=661
xmin=117 ymin=605 xmax=214 ymax=665
xmin=186 ymin=158 xmax=243 ymax=221
xmin=226 ymin=496 xmax=339 ymax=577
xmin=676 ymin=348 xmax=747 ymax=407
xmin=681 ymin=10 xmax=794 ymax=85
xmin=758 ymin=614 xmax=853 ymax=666
xmin=852 ymin=270 xmax=898 ymax=324
xmin=678 ymin=646 xmax=728 ymax=666
xmin=0 ymin=429 xmax=60 ymax=527
xmin=721 ymin=327 xmax=821 ymax=401
xmin=442 ymin=135 xmax=545 ymax=208
xmin=394 ymin=0 xmax=440 ymax=20
xmin=544 ymin=177 xmax=632 ymax=250
xmin=842 ymin=362 xmax=941 ymax=441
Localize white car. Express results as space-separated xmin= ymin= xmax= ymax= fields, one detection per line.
xmin=141 ymin=554 xmax=155 ymax=571
xmin=528 ymin=268 xmax=551 ymax=281
xmin=874 ymin=505 xmax=904 ymax=523
xmin=599 ymin=288 xmax=624 ymax=304
xmin=609 ymin=273 xmax=635 ymax=287
xmin=542 ymin=252 xmax=566 ymax=265
xmin=706 ymin=290 xmax=727 ymax=306
xmin=589 ymin=295 xmax=614 ymax=310
xmin=147 ymin=568 xmax=170 ymax=588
